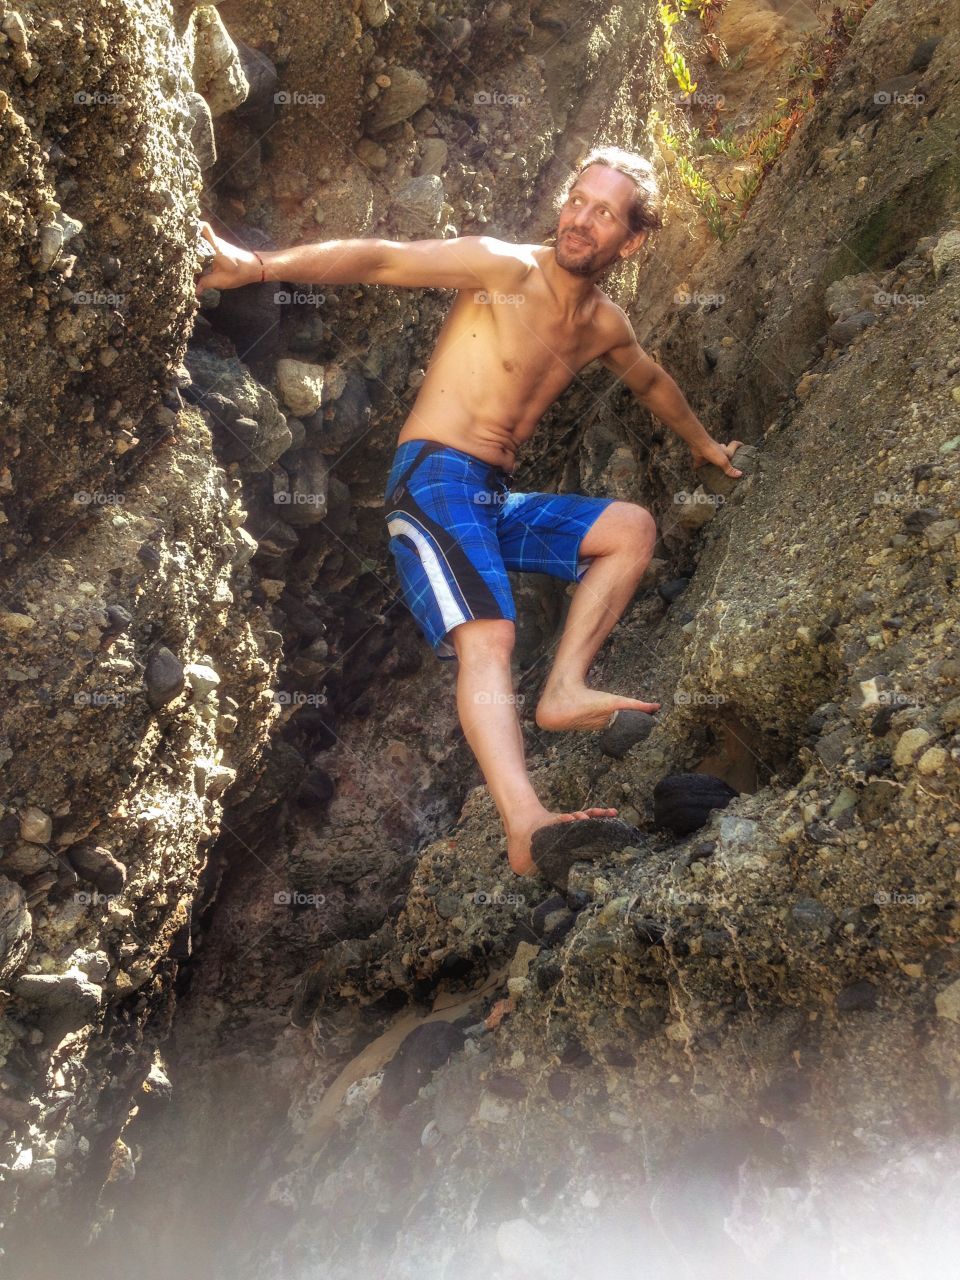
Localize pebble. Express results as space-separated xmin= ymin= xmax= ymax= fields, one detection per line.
xmin=144 ymin=645 xmax=185 ymax=710
xmin=600 ymin=708 xmax=657 ymax=759
xmin=19 ymin=805 xmax=51 ymax=844
xmin=184 ymin=662 xmax=220 ymax=698
xmin=389 ymin=174 xmax=445 ymax=232
xmin=893 ymin=726 xmax=931 ymax=766
xmin=935 ymin=977 xmax=960 ymax=1023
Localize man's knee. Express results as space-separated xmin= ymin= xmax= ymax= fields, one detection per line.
xmin=450 ymin=618 xmax=515 ymax=663
xmin=582 ymin=501 xmax=656 ymax=557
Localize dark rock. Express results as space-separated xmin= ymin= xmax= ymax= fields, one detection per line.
xmin=144 ymin=646 xmax=184 ymax=711
xmin=827 ymin=310 xmax=877 ymax=347
xmin=789 ymin=898 xmax=836 ymax=934
xmin=233 ymin=39 xmax=279 ymax=130
xmin=632 ymin=917 xmax=666 ymax=946
xmin=902 ymin=507 xmax=940 ymax=534
xmin=379 ymin=1022 xmax=466 ymax=1118
xmin=657 ymin=577 xmax=690 ymax=604
xmin=136 ymin=541 xmax=162 ymax=569
xmin=547 ymin=1071 xmax=571 ymax=1101
xmin=908 ymin=37 xmax=939 ymax=72
xmin=66 ymin=844 xmax=126 ymax=894
xmin=600 ymin=708 xmax=658 ymax=759
xmin=836 ymin=980 xmax=878 ymax=1012
xmin=652 ymin=773 xmax=739 ymax=836
xmin=486 ymin=1072 xmax=527 ymax=1100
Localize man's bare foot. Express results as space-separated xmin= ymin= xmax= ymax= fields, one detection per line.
xmin=506 ymin=804 xmax=619 ymax=876
xmin=534 ymin=680 xmax=660 ymax=732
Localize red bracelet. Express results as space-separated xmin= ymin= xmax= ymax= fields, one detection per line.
xmin=253 ymin=248 xmax=266 ymax=283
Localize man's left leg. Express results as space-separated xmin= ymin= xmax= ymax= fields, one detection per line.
xmin=534 ymin=501 xmax=660 ymax=730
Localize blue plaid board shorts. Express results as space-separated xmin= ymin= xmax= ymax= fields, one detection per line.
xmin=383 ymin=439 xmax=616 ymax=660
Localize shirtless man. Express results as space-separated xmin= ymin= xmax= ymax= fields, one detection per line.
xmin=195 ymin=145 xmax=743 ymax=884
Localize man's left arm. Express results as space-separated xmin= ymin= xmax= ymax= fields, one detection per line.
xmin=598 ymin=313 xmax=743 ymax=478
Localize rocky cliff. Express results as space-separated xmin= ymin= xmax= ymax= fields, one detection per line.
xmin=1 ymin=0 xmax=959 ymax=1277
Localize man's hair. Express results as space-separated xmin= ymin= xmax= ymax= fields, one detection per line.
xmin=561 ymin=144 xmax=664 ymax=236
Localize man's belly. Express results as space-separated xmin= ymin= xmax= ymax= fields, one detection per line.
xmin=395 ymin=417 xmax=525 ymax=473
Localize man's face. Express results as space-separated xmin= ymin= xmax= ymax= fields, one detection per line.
xmin=554 ymin=164 xmax=647 ymax=278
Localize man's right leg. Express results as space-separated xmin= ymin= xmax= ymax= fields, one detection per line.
xmin=450 ymin=617 xmax=618 ymax=875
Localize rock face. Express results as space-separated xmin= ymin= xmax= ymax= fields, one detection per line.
xmin=1 ymin=0 xmax=959 ymax=1278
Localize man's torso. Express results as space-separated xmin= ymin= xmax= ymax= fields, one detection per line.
xmin=395 ymin=244 xmax=622 ymax=473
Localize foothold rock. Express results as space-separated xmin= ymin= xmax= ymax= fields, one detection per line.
xmin=379 ymin=1022 xmax=466 ymax=1118
xmin=19 ymin=805 xmax=51 ymax=845
xmin=652 ymin=773 xmax=739 ymax=836
xmin=67 ymin=843 xmax=127 ymax=894
xmin=144 ymin=646 xmax=185 ymax=711
xmin=367 ymin=66 xmax=429 ymax=132
xmin=600 ymin=708 xmax=657 ymax=759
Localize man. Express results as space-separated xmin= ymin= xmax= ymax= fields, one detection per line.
xmin=195 ymin=145 xmax=743 ymax=885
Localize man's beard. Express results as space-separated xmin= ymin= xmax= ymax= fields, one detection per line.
xmin=554 ymin=228 xmax=619 ymax=277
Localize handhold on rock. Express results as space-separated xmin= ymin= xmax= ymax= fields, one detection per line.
xmin=144 ymin=646 xmax=184 ymax=711
xmin=530 ymin=817 xmax=642 ymax=891
xmin=600 ymin=708 xmax=657 ymax=759
xmin=698 ymin=442 xmax=758 ymax=497
xmin=652 ymin=773 xmax=739 ymax=836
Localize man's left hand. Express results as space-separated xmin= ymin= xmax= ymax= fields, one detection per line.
xmin=690 ymin=436 xmax=744 ymax=478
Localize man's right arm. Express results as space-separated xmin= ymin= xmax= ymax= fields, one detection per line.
xmin=195 ymin=220 xmax=526 ymax=297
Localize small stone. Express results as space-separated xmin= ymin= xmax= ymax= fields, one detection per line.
xmin=19 ymin=805 xmax=51 ymax=844
xmin=0 ymin=610 xmax=36 ymax=634
xmin=184 ymin=662 xmax=220 ymax=698
xmin=188 ymin=4 xmax=250 ymax=116
xmin=367 ymin=66 xmax=429 ymax=132
xmin=144 ymin=646 xmax=185 ymax=711
xmin=389 ymin=174 xmax=445 ymax=232
xmin=917 ymin=747 xmax=947 ymax=776
xmin=893 ymin=726 xmax=932 ymax=766
xmin=836 ymin=980 xmax=878 ymax=1012
xmin=276 ymin=357 xmax=324 ymax=416
xmin=355 ymin=138 xmax=387 ymax=170
xmin=924 ymin=519 xmax=959 ymax=550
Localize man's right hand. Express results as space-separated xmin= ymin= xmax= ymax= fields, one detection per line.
xmin=194 ymin=220 xmax=262 ymax=298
